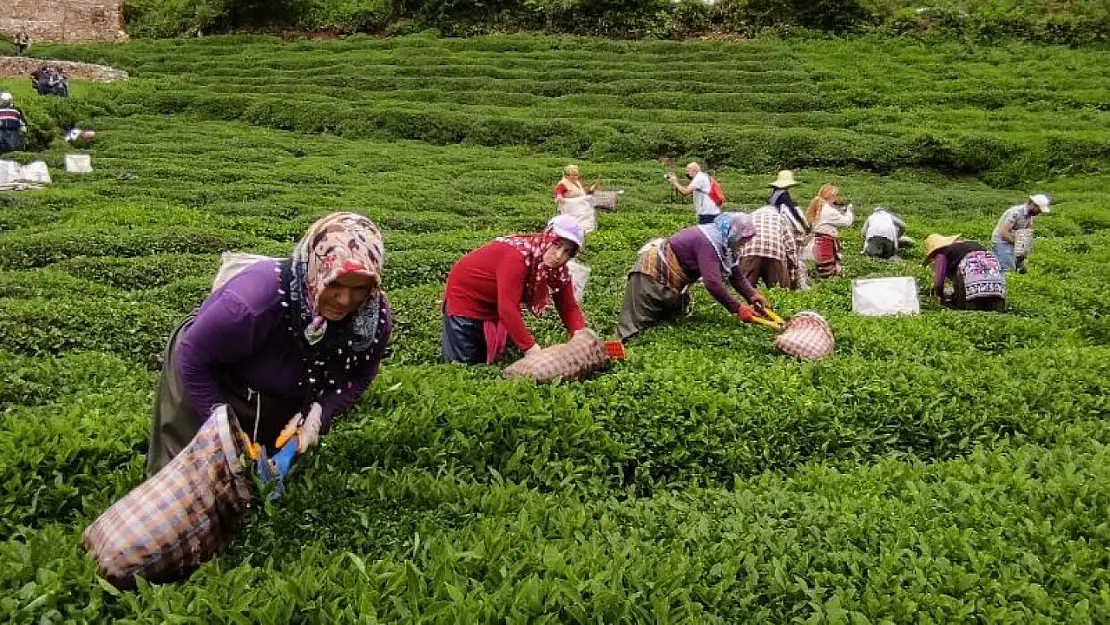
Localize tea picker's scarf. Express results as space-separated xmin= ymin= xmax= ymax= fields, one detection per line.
xmin=496 ymin=227 xmax=571 ymax=317
xmin=697 ymin=212 xmax=756 ymax=278
xmin=285 ymin=212 xmax=384 ymax=352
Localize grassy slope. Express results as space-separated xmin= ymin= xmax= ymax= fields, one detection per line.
xmin=1 ymin=35 xmax=1110 ymax=622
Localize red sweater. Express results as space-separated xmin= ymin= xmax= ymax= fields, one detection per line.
xmin=445 ymin=241 xmax=586 ymax=351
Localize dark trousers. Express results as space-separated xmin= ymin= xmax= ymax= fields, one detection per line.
xmin=441 ymin=313 xmax=486 ymax=365
xmin=697 ymin=214 xmax=718 ymax=225
xmin=0 ymin=129 xmax=22 ymax=153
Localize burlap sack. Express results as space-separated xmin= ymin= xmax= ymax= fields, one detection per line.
xmin=82 ymin=406 xmax=252 ymax=589
xmin=503 ymin=329 xmax=611 ymax=383
xmin=774 ymin=311 xmax=834 ymax=360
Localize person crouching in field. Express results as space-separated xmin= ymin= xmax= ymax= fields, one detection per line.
xmin=618 ymin=213 xmax=773 ymax=341
xmin=806 ymin=183 xmax=854 ymax=278
xmin=861 ymin=206 xmax=907 ymax=259
xmin=442 ymin=215 xmax=592 ymax=364
xmin=147 ymin=213 xmax=391 ymax=476
xmin=737 ymin=205 xmax=798 ymax=289
xmin=923 ymin=234 xmax=1007 ymax=312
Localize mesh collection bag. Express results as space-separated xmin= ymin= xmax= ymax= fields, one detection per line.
xmin=774 ymin=311 xmax=835 ymax=360
xmin=82 ymin=406 xmax=252 ymax=589
xmin=503 ymin=329 xmax=612 ymax=383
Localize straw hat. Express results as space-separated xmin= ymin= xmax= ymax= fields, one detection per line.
xmin=769 ymin=170 xmax=800 ymax=188
xmin=922 ymin=234 xmax=961 ymax=265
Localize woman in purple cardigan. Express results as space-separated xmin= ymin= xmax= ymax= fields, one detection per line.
xmin=146 ymin=212 xmax=391 ymax=475
xmin=617 ymin=212 xmax=772 ymax=341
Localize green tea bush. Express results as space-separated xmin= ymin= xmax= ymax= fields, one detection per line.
xmin=3 ymin=35 xmax=1110 ymax=621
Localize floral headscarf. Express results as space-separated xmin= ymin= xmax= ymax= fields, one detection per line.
xmin=285 ymin=212 xmax=384 ymax=351
xmin=697 ymin=212 xmax=757 ymax=276
xmin=496 ymin=224 xmax=574 ymax=317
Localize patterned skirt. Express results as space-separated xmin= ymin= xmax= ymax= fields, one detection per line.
xmin=813 ymin=234 xmax=843 ymax=278
xmin=958 ymin=251 xmax=1007 ymax=301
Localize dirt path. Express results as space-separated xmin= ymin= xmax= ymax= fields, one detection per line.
xmin=0 ymin=56 xmax=128 ymax=81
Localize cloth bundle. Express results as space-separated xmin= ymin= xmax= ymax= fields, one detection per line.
xmin=82 ymin=406 xmax=252 ymax=589
xmin=774 ymin=311 xmax=835 ymax=360
xmin=503 ymin=329 xmax=611 ymax=383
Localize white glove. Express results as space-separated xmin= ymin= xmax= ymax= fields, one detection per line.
xmin=286 ymin=402 xmax=323 ymax=454
xmin=525 ymin=344 xmax=542 ymax=357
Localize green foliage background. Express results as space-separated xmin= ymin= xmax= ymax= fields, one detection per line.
xmin=1 ymin=33 xmax=1110 ymax=622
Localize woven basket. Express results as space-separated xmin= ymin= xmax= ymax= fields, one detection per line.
xmin=774 ymin=311 xmax=834 ymax=360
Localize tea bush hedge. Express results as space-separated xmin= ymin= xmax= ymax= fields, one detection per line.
xmin=2 ymin=34 xmax=1110 ymax=621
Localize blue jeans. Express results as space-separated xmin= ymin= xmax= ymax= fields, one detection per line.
xmin=993 ymin=241 xmax=1015 ymax=273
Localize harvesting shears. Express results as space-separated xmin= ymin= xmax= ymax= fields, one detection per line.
xmin=738 ymin=304 xmax=787 ymax=330
xmin=236 ymin=414 xmax=303 ymax=501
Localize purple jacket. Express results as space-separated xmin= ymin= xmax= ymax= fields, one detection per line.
xmin=668 ymin=227 xmax=757 ymax=314
xmin=174 ymin=261 xmax=391 ymax=430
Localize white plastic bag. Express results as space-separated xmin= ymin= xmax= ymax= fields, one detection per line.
xmin=851 ymin=277 xmax=920 ymax=316
xmin=212 ymin=252 xmax=282 ymax=292
xmin=65 ymin=154 xmax=92 ymax=173
xmin=21 ymin=161 xmax=52 ymax=184
xmin=567 ymin=259 xmax=590 ymax=302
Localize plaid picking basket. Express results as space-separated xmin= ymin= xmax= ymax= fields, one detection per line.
xmin=503 ymin=329 xmax=611 ymax=383
xmin=774 ymin=311 xmax=835 ymax=360
xmin=82 ymin=406 xmax=252 ymax=589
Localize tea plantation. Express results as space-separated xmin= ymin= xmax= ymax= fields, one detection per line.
xmin=2 ymin=34 xmax=1110 ymax=622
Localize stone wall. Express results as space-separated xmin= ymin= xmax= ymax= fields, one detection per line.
xmin=0 ymin=56 xmax=128 ymax=81
xmin=1 ymin=0 xmax=127 ymax=44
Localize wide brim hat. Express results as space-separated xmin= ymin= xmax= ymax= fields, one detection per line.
xmin=1029 ymin=193 xmax=1052 ymax=213
xmin=922 ymin=233 xmax=961 ymax=265
xmin=769 ymin=170 xmax=800 ymax=188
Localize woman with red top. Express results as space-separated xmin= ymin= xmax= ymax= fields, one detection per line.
xmin=554 ymin=164 xmax=598 ymax=234
xmin=442 ymin=215 xmax=590 ymax=365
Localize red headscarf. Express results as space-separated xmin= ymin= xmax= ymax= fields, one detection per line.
xmin=496 ymin=229 xmax=572 ymax=317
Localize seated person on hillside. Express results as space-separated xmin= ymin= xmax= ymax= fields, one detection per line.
xmin=618 ymin=212 xmax=772 ymax=342
xmin=861 ymin=206 xmax=907 ymax=259
xmin=441 ymin=215 xmax=592 ymax=364
xmin=31 ymin=65 xmax=69 ymax=98
xmin=923 ymin=234 xmax=1007 ymax=312
xmin=554 ymin=164 xmax=597 ymax=234
xmin=0 ymin=91 xmax=27 ymax=153
xmin=147 ymin=212 xmax=391 ymax=476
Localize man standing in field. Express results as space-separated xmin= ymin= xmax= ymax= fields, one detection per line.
xmin=992 ymin=193 xmax=1050 ymax=273
xmin=665 ymin=161 xmax=721 ymax=225
xmin=0 ymin=92 xmax=27 ymax=153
